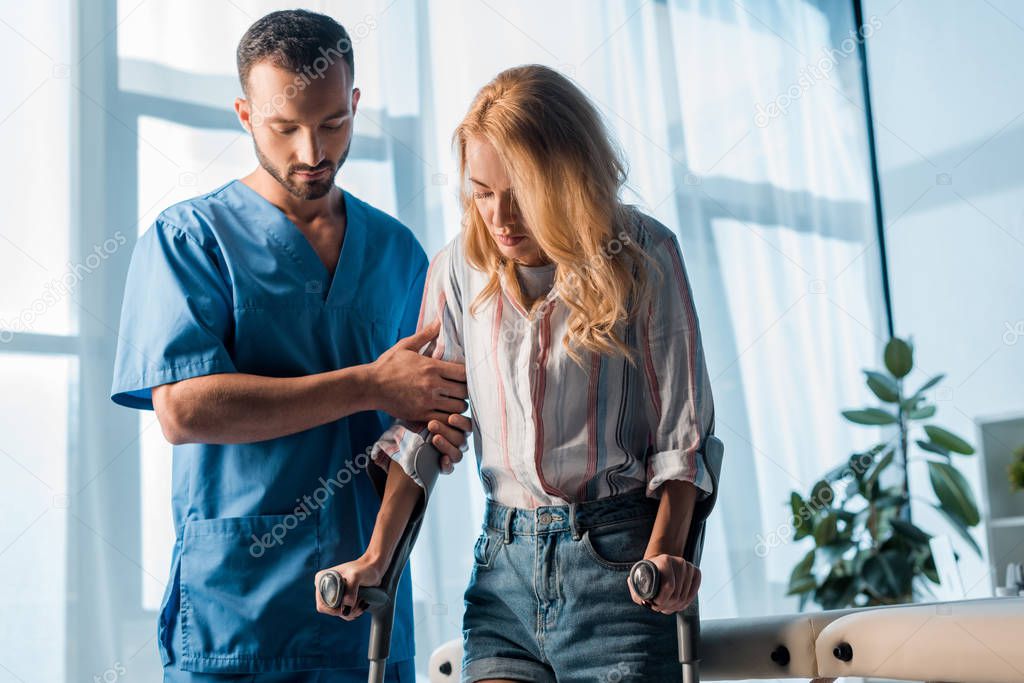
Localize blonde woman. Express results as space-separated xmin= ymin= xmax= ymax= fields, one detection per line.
xmin=316 ymin=64 xmax=717 ymax=682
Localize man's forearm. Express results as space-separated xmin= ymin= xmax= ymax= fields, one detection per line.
xmin=645 ymin=479 xmax=698 ymax=558
xmin=153 ymin=365 xmax=378 ymax=445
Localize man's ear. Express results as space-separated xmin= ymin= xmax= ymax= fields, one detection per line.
xmin=234 ymin=97 xmax=252 ymax=134
xmin=351 ymin=87 xmax=361 ymax=115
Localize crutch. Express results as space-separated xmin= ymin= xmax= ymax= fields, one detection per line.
xmin=318 ymin=441 xmax=445 ymax=683
xmin=628 ymin=432 xmax=724 ymax=683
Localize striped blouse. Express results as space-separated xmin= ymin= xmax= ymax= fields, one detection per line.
xmin=371 ymin=209 xmax=716 ymax=509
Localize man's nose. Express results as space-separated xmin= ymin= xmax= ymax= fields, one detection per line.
xmin=297 ymin=129 xmax=325 ymax=168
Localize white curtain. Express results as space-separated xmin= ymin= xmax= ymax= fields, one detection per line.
xmin=0 ymin=1 xmax=892 ymax=681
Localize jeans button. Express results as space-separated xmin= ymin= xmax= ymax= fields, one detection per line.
xmin=538 ymin=512 xmax=551 ymax=525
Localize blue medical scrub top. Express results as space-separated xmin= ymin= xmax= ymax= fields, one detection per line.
xmin=110 ymin=179 xmax=428 ymax=674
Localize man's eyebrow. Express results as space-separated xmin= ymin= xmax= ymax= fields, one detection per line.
xmin=263 ymin=109 xmax=351 ymax=124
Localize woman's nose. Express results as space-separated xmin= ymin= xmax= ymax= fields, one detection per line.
xmin=493 ymin=194 xmax=516 ymax=228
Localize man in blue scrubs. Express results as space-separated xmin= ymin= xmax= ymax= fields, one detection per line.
xmin=110 ymin=10 xmax=469 ymax=682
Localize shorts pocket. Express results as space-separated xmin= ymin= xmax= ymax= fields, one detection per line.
xmin=472 ymin=527 xmax=503 ymax=569
xmin=580 ymin=515 xmax=655 ymax=571
xmin=180 ymin=513 xmax=323 ymax=672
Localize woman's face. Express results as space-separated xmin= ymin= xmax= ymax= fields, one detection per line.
xmin=466 ymin=135 xmax=548 ymax=266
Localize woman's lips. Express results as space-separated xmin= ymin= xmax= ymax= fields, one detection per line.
xmin=496 ymin=233 xmax=526 ymax=247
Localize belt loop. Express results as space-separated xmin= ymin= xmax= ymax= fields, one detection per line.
xmin=503 ymin=507 xmax=513 ymax=544
xmin=568 ymin=501 xmax=581 ymax=541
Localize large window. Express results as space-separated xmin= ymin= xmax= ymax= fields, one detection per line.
xmin=0 ymin=2 xmax=73 ymax=681
xmin=11 ymin=2 xmax=1015 ymax=682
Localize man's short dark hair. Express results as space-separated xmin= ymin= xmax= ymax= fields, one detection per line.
xmin=236 ymin=9 xmax=354 ymax=95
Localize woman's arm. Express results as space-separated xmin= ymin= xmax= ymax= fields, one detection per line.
xmin=645 ymin=479 xmax=698 ymax=558
xmin=315 ymin=241 xmax=468 ymax=621
xmin=314 ymin=458 xmax=424 ymax=621
xmin=630 ymin=480 xmax=702 ymax=615
xmin=631 ymin=225 xmax=716 ymax=614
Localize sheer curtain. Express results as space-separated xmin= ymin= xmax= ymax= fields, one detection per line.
xmin=0 ymin=1 xmax=890 ymax=681
xmin=413 ymin=1 xmax=888 ymax=668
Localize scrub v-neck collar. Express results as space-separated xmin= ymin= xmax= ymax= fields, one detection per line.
xmin=229 ymin=179 xmax=366 ymax=307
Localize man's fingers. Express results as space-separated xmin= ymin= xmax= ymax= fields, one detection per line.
xmin=436 ymin=397 xmax=468 ymax=414
xmin=438 ymin=378 xmax=469 ymax=400
xmin=401 ymin=319 xmax=440 ymax=350
xmin=434 ymin=359 xmax=467 ymax=382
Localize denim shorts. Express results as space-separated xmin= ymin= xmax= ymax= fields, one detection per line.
xmin=460 ymin=490 xmax=681 ymax=683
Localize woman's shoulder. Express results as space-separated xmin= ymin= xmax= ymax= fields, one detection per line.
xmin=424 ymin=232 xmax=474 ymax=298
xmin=621 ymin=205 xmax=677 ymax=254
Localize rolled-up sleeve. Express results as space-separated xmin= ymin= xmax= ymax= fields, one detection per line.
xmin=642 ymin=232 xmax=716 ymax=501
xmin=370 ymin=240 xmax=465 ymax=489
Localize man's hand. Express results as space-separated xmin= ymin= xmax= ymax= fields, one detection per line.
xmin=370 ymin=320 xmax=468 ymax=423
xmin=427 ymin=413 xmax=472 ymax=474
xmin=627 ymin=553 xmax=701 ymax=614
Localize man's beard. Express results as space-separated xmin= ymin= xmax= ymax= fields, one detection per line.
xmin=253 ymin=138 xmax=351 ymax=200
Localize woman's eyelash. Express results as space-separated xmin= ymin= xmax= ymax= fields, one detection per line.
xmin=473 ymin=191 xmax=493 ymax=199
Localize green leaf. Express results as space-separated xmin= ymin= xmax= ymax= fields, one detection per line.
xmin=873 ymin=492 xmax=909 ymax=509
xmin=843 ymin=408 xmax=898 ymax=425
xmin=916 ymin=439 xmax=951 ymax=458
xmin=921 ymin=549 xmax=940 ymax=584
xmin=864 ymin=449 xmax=896 ymax=499
xmin=884 ymin=338 xmax=914 ymax=378
xmin=907 ymin=404 xmax=936 ymax=420
xmin=791 ymin=492 xmax=813 ymax=540
xmin=912 ymin=373 xmax=945 ymax=397
xmin=863 ymin=550 xmax=913 ymax=597
xmin=824 ymin=457 xmax=854 ymax=483
xmin=787 ymin=574 xmax=818 ymax=595
xmin=787 ymin=549 xmax=817 ymax=595
xmin=809 ymin=480 xmax=836 ymax=510
xmin=923 ymin=425 xmax=975 ymax=455
xmin=814 ymin=512 xmax=838 ymax=546
xmin=794 ymin=548 xmax=815 ymax=575
xmin=834 ymin=509 xmax=857 ymax=523
xmin=816 ymin=574 xmax=859 ymax=609
xmin=865 ymin=370 xmax=900 ymax=403
xmin=928 ymin=462 xmax=980 ymax=526
xmin=890 ymin=518 xmax=932 ymax=546
xmin=819 ymin=541 xmax=854 ymax=564
xmin=929 ymin=503 xmax=982 ymax=557
xmin=900 ymin=394 xmax=925 ymax=412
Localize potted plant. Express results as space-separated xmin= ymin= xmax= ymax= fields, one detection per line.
xmin=1009 ymin=445 xmax=1024 ymax=492
xmin=786 ymin=337 xmax=981 ymax=610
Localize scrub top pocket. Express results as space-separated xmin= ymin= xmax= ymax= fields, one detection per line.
xmin=179 ymin=513 xmax=323 ymax=673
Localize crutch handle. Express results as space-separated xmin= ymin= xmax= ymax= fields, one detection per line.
xmin=628 ymin=559 xmax=701 ymax=683
xmin=629 ymin=559 xmax=661 ymax=602
xmin=317 ymin=569 xmax=391 ymax=612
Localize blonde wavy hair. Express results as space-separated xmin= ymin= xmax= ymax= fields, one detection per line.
xmin=453 ymin=64 xmax=654 ymax=365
